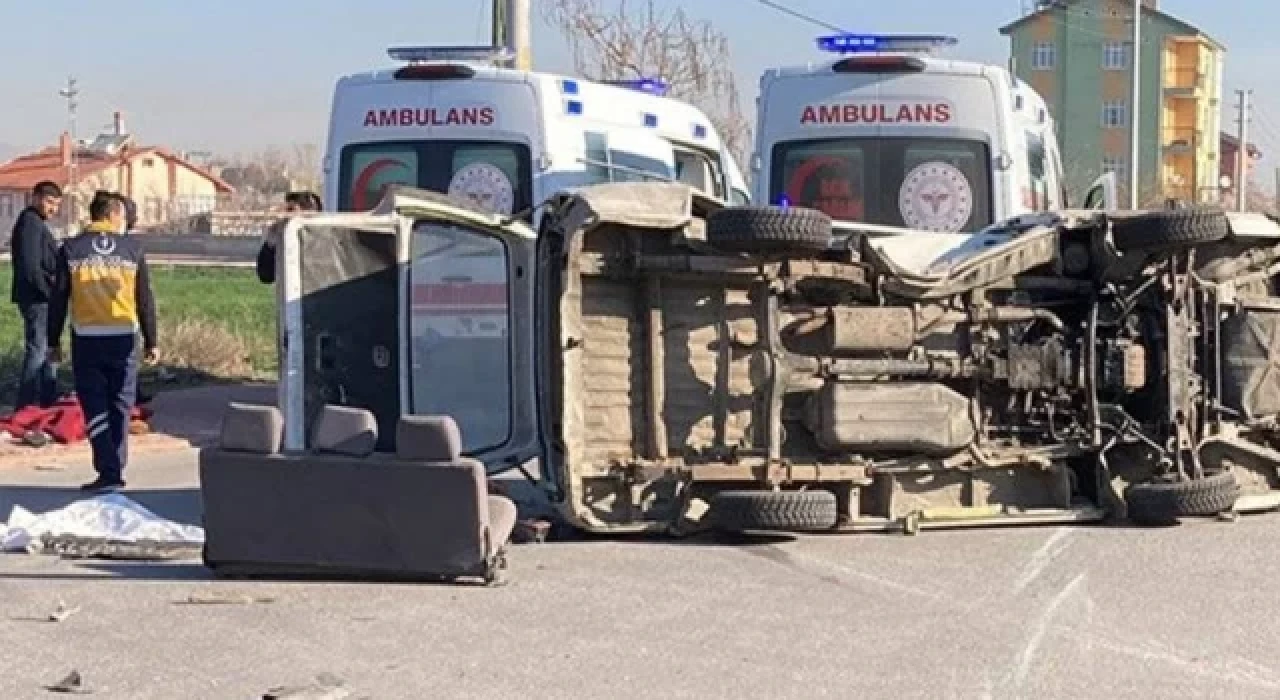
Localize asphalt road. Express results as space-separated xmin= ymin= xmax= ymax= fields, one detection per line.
xmin=2 ymin=453 xmax=1279 ymax=699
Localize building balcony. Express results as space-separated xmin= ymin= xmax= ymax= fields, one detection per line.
xmin=1163 ymin=127 xmax=1202 ymax=153
xmin=1163 ymin=68 xmax=1206 ymax=98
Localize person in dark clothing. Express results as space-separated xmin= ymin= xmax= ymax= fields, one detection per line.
xmin=121 ymin=195 xmax=138 ymax=234
xmin=10 ymin=181 xmax=64 ymax=410
xmin=256 ymin=191 xmax=322 ymax=284
xmin=48 ymin=192 xmax=159 ymax=494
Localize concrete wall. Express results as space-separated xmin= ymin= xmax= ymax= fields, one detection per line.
xmin=133 ymin=233 xmax=262 ymax=260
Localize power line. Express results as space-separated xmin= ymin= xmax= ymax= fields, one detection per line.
xmin=752 ymin=0 xmax=847 ymax=34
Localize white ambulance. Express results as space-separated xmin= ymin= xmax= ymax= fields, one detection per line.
xmin=315 ymin=46 xmax=752 ymax=415
xmin=751 ymin=34 xmax=1116 ymax=235
xmin=322 ymin=45 xmax=750 ymax=219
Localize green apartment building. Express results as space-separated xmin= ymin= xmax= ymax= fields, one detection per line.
xmin=1001 ymin=0 xmax=1225 ymax=204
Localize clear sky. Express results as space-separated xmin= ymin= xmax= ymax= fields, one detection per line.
xmin=4 ymin=0 xmax=1277 ymax=173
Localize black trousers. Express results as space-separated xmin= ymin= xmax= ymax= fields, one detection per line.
xmin=71 ymin=334 xmax=138 ymax=481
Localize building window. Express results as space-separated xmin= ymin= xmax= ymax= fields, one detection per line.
xmin=1102 ymin=157 xmax=1127 ymax=182
xmin=1031 ymin=43 xmax=1056 ymax=71
xmin=141 ymin=158 xmax=156 ymax=167
xmin=1103 ymin=42 xmax=1130 ymax=70
xmin=1102 ymin=101 xmax=1128 ymax=128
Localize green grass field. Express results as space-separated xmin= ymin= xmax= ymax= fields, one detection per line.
xmin=0 ymin=265 xmax=275 ymax=406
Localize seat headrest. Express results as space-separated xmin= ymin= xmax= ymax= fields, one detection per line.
xmin=219 ymin=403 xmax=283 ymax=455
xmin=312 ymin=405 xmax=378 ymax=457
xmin=397 ymin=415 xmax=463 ymax=462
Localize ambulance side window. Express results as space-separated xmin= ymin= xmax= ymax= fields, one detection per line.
xmin=584 ymin=132 xmax=612 ymax=184
xmin=583 ymin=131 xmax=674 ymax=184
xmin=673 ymin=149 xmax=726 ymax=200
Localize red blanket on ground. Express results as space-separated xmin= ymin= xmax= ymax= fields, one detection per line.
xmin=0 ymin=396 xmax=152 ymax=445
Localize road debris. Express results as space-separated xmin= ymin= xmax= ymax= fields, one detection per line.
xmin=48 ymin=600 xmax=81 ymax=623
xmin=512 ymin=518 xmax=551 ymax=544
xmin=262 ymin=673 xmax=350 ymax=699
xmin=43 ymin=535 xmax=202 ymax=561
xmin=44 ymin=670 xmax=91 ymax=694
xmin=177 ymin=591 xmax=278 ymax=605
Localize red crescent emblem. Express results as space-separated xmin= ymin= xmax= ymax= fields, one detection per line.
xmin=351 ymin=158 xmax=410 ymax=211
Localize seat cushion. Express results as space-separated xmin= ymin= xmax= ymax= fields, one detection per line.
xmin=397 ymin=415 xmax=462 ymax=462
xmin=311 ymin=405 xmax=378 ymax=457
xmin=219 ymin=403 xmax=283 ymax=454
xmin=199 ymin=450 xmax=495 ymax=580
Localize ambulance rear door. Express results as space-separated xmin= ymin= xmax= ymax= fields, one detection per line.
xmin=758 ymin=51 xmax=1005 ymax=234
xmin=327 ymin=62 xmax=542 ymax=221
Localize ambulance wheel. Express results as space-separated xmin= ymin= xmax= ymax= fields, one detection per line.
xmin=1110 ymin=207 xmax=1229 ymax=253
xmin=706 ymin=206 xmax=833 ymax=255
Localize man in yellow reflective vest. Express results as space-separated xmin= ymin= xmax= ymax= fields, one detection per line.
xmin=48 ymin=192 xmax=159 ymax=493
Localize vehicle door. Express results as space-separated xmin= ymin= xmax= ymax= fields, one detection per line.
xmin=396 ymin=195 xmax=541 ymax=474
xmin=278 ymin=212 xmax=401 ymax=452
xmin=279 ymin=193 xmax=541 ymax=472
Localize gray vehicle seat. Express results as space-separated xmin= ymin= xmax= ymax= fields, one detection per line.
xmin=199 ymin=404 xmax=516 ymax=584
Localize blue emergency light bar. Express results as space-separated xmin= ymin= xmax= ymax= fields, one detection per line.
xmin=387 ymin=45 xmax=515 ymax=64
xmin=815 ymin=34 xmax=958 ymax=55
xmin=601 ymin=78 xmax=670 ymax=97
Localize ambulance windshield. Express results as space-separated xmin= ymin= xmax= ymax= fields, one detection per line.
xmin=770 ymin=137 xmax=992 ymax=233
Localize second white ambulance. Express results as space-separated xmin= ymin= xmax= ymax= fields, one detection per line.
xmin=751 ymin=34 xmax=1115 ymax=234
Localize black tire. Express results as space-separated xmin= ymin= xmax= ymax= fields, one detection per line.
xmin=711 ymin=489 xmax=839 ymax=532
xmin=1124 ymin=470 xmax=1239 ymax=524
xmin=1111 ymin=207 xmax=1229 ymax=252
xmin=706 ymin=206 xmax=833 ymax=255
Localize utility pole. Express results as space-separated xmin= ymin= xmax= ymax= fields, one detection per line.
xmin=1129 ymin=0 xmax=1141 ymax=209
xmin=58 ymin=76 xmax=80 ymax=227
xmin=1235 ymin=89 xmax=1252 ymax=212
xmin=58 ymin=76 xmax=79 ymax=183
xmin=491 ymin=0 xmax=532 ymax=70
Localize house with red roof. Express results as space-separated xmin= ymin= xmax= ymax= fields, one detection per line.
xmin=0 ymin=112 xmax=233 ymax=235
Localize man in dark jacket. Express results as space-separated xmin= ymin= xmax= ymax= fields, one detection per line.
xmin=121 ymin=195 xmax=138 ymax=234
xmin=256 ymin=191 xmax=321 ymax=284
xmin=9 ymin=181 xmax=63 ymax=409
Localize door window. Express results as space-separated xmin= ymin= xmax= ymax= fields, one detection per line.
xmin=771 ymin=137 xmax=994 ymax=232
xmin=339 ymin=141 xmax=532 ymax=218
xmin=408 ymin=221 xmax=512 ymax=452
xmin=346 ymin=145 xmax=420 ymax=212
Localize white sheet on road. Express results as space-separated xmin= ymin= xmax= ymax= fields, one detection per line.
xmin=0 ymin=494 xmax=205 ymax=552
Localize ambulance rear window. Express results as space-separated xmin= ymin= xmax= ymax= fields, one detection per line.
xmin=770 ymin=137 xmax=992 ymax=233
xmin=338 ymin=140 xmax=533 ymax=217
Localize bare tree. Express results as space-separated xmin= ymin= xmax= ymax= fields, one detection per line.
xmin=542 ymin=0 xmax=752 ymax=166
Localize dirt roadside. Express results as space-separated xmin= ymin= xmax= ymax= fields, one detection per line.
xmin=0 ymin=383 xmax=274 ymax=469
